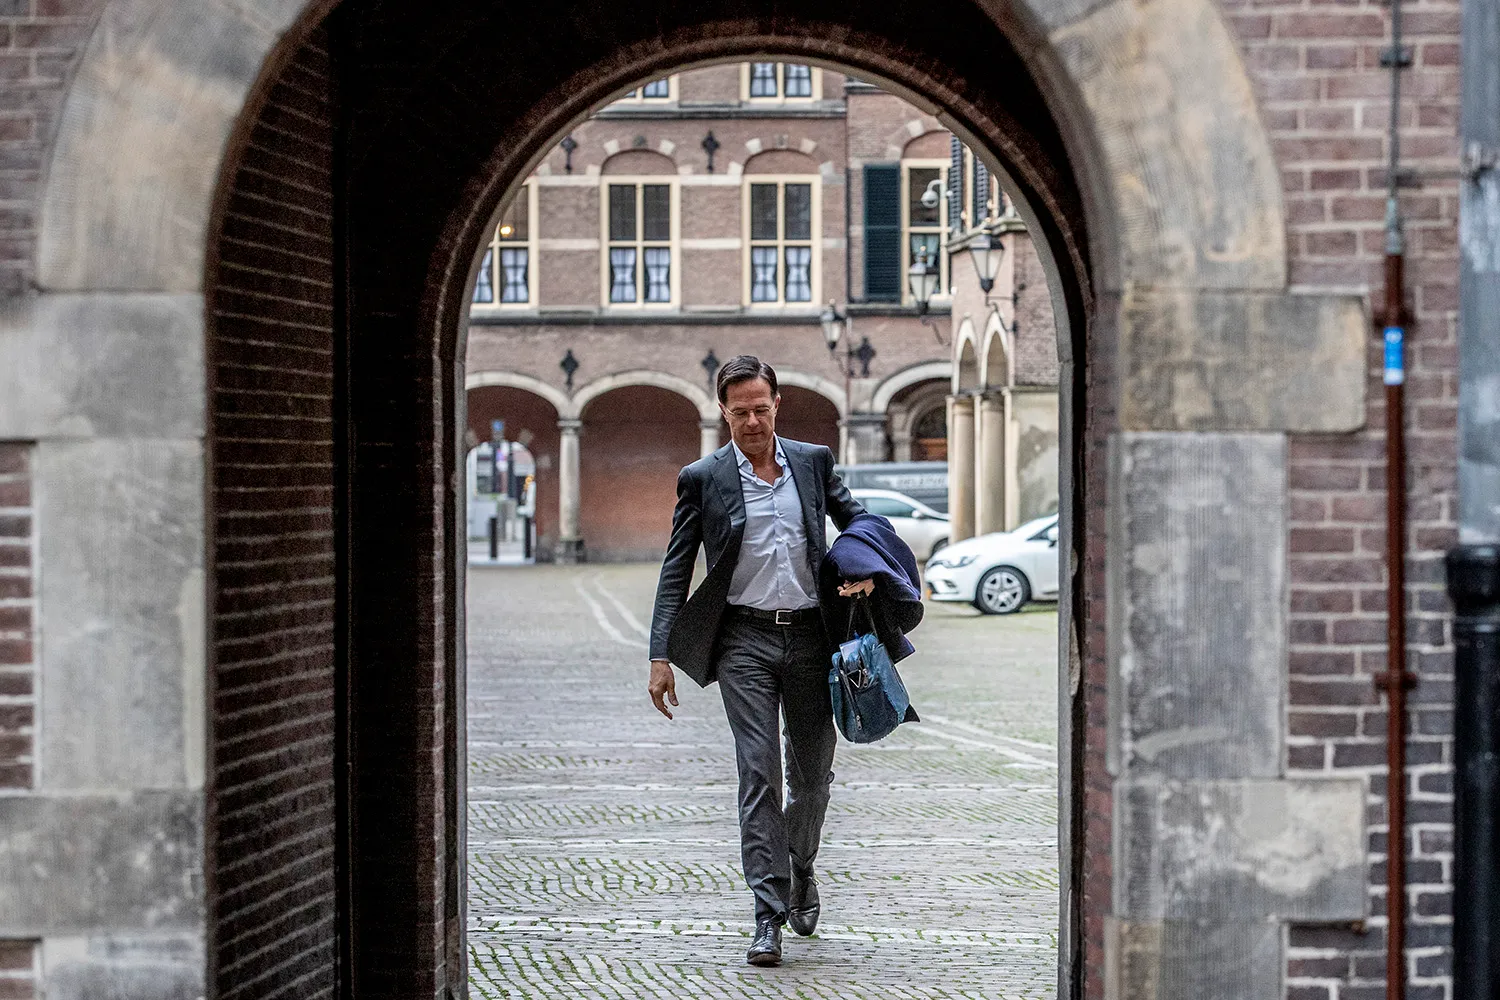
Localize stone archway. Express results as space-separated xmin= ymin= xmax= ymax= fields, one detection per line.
xmin=578 ymin=385 xmax=702 ymax=561
xmin=465 ymin=383 xmax=564 ymax=558
xmin=22 ymin=1 xmax=1371 ymax=998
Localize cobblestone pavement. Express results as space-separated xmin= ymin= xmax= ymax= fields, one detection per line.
xmin=467 ymin=563 xmax=1060 ymax=999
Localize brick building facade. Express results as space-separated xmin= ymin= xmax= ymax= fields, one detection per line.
xmin=1224 ymin=0 xmax=1464 ymax=994
xmin=0 ymin=1 xmax=1478 ymax=999
xmin=465 ymin=64 xmax=1059 ymax=561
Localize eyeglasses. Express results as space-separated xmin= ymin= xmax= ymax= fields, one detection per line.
xmin=725 ymin=406 xmax=774 ymax=421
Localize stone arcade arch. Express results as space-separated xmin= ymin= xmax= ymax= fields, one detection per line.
xmin=464 ymin=378 xmax=565 ymax=558
xmin=578 ymin=384 xmax=703 ymax=561
xmin=27 ymin=2 xmax=1371 ymax=999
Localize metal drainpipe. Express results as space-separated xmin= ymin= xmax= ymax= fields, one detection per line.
xmin=1447 ymin=0 xmax=1500 ymax=986
xmin=1376 ymin=0 xmax=1414 ymax=992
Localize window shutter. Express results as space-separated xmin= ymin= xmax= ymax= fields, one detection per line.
xmin=949 ymin=136 xmax=964 ymax=233
xmin=863 ymin=164 xmax=901 ymax=302
xmin=973 ymin=159 xmax=990 ymax=224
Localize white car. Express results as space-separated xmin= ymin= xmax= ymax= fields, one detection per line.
xmin=924 ymin=514 xmax=1060 ymax=614
xmin=828 ymin=489 xmax=950 ymax=562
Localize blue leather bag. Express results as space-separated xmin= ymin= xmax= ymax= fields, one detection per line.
xmin=828 ymin=596 xmax=917 ymax=744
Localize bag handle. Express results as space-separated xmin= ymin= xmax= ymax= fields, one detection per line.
xmin=844 ymin=591 xmax=878 ymax=640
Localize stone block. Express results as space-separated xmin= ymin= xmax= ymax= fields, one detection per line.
xmin=36 ymin=439 xmax=205 ymax=791
xmin=1108 ymin=432 xmax=1286 ymax=779
xmin=1106 ymin=918 xmax=1281 ymax=1000
xmin=42 ymin=935 xmax=204 ymax=1000
xmin=1118 ymin=288 xmax=1366 ymax=432
xmin=1115 ymin=779 xmax=1366 ymax=922
xmin=38 ymin=0 xmax=304 ymax=290
xmin=0 ymin=294 xmax=205 ymax=441
xmin=0 ymin=793 xmax=202 ymax=933
xmin=1044 ymin=0 xmax=1285 ymax=291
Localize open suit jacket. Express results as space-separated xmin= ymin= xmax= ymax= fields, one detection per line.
xmin=649 ymin=438 xmax=866 ymax=687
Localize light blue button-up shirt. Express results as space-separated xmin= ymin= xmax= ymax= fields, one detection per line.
xmin=727 ymin=437 xmax=819 ymax=610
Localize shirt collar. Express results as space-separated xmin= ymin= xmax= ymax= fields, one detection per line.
xmin=731 ymin=436 xmax=787 ymax=471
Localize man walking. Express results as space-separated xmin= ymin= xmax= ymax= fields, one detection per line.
xmin=648 ymin=355 xmax=870 ymax=967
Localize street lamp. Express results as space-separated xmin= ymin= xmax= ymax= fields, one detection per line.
xmin=819 ymin=300 xmax=876 ymax=463
xmin=906 ymin=245 xmax=950 ymax=345
xmin=908 ymin=244 xmax=941 ymax=315
xmin=819 ymin=300 xmax=844 ymax=354
xmin=966 ymin=231 xmax=1004 ymax=294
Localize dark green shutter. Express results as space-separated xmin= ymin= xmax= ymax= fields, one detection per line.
xmin=863 ymin=164 xmax=901 ymax=302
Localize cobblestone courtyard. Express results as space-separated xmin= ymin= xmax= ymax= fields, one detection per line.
xmin=466 ymin=563 xmax=1060 ymax=998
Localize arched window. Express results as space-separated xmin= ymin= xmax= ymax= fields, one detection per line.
xmin=911 ymin=405 xmax=948 ymax=461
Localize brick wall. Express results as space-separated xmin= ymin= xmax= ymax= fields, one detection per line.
xmin=0 ymin=940 xmax=36 ymax=1000
xmin=776 ymin=385 xmax=840 ymax=452
xmin=0 ymin=442 xmax=32 ymax=790
xmin=208 ymin=29 xmax=338 ymax=1000
xmin=1220 ymin=0 xmax=1461 ymax=994
xmin=579 ymin=386 xmax=701 ymax=560
xmin=0 ymin=0 xmax=106 ymax=295
xmin=1011 ymin=233 xmax=1058 ymax=388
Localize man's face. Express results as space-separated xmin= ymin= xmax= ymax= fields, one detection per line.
xmin=721 ymin=378 xmax=779 ymax=455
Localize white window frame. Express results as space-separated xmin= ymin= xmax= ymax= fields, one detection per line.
xmin=740 ymin=62 xmax=821 ymax=103
xmin=742 ymin=175 xmax=821 ymax=308
xmin=615 ymin=74 xmax=679 ymax=103
xmin=472 ymin=181 xmax=538 ymax=311
xmin=901 ymin=158 xmax=950 ymax=306
xmin=599 ymin=177 xmax=680 ymax=309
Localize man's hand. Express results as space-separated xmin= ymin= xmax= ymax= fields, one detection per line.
xmin=649 ymin=659 xmax=679 ymax=719
xmin=838 ymin=578 xmax=875 ymax=598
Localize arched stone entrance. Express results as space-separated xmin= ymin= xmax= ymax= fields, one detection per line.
xmin=776 ymin=386 xmax=841 ymax=456
xmin=578 ymin=385 xmax=702 ymax=561
xmin=24 ymin=0 xmax=1372 ymax=998
xmin=465 ymin=383 xmax=562 ymax=558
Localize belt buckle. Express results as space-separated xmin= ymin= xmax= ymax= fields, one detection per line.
xmin=774 ymin=609 xmax=793 ymax=626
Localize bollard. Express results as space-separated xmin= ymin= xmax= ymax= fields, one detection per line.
xmin=488 ymin=515 xmax=499 ymax=560
xmin=523 ymin=515 xmax=533 ymax=560
xmin=1449 ymin=544 xmax=1500 ymax=999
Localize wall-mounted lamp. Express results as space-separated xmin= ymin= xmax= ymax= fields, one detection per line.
xmin=966 ymin=232 xmax=1004 ymax=294
xmin=908 ymin=245 xmax=949 ymax=345
xmin=702 ymin=131 xmax=721 ymax=173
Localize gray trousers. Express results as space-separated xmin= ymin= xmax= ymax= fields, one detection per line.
xmin=715 ymin=613 xmax=838 ymax=924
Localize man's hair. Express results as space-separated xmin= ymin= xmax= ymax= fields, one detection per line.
xmin=716 ymin=355 xmax=779 ymax=404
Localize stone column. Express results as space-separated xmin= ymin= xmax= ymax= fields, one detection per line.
xmin=976 ymin=392 xmax=1006 ymax=535
xmin=700 ymin=418 xmax=722 ymax=458
xmin=557 ymin=418 xmax=584 ymax=563
xmin=947 ymin=395 xmax=975 ymax=542
xmin=844 ymin=413 xmax=889 ymax=465
xmin=888 ymin=403 xmax=914 ymax=462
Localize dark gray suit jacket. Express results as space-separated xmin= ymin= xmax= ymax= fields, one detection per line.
xmin=649 ymin=438 xmax=866 ymax=687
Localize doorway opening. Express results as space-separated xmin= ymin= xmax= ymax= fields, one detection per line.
xmin=460 ymin=58 xmax=1073 ymax=997
xmin=202 ymin=5 xmax=1098 ymax=996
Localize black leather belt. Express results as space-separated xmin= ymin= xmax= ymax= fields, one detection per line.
xmin=729 ymin=605 xmax=820 ymax=626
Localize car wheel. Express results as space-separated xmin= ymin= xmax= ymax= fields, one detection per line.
xmin=974 ymin=566 xmax=1031 ymax=615
xmin=929 ymin=538 xmax=948 ymax=560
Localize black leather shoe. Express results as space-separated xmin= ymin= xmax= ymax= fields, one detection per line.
xmin=788 ymin=866 xmax=821 ymax=936
xmin=746 ymin=918 xmax=782 ymax=966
